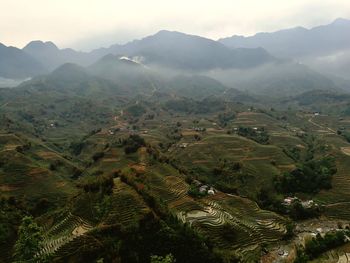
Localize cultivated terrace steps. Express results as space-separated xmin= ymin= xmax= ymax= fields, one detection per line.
xmin=37 ymin=212 xmax=93 ymax=257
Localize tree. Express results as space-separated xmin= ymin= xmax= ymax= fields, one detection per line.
xmin=151 ymin=253 xmax=176 ymax=263
xmin=13 ymin=216 xmax=44 ymax=262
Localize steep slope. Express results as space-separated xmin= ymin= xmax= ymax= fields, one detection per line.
xmin=206 ymin=61 xmax=338 ymax=97
xmin=23 ymin=41 xmax=93 ymax=71
xmin=219 ymin=18 xmax=350 ymax=58
xmin=219 ymin=18 xmax=350 ymax=80
xmin=19 ymin=63 xmax=128 ymax=98
xmin=166 ymin=75 xmax=234 ymax=100
xmin=88 ymin=54 xmax=163 ymax=95
xmin=0 ymin=132 xmax=77 ymax=203
xmin=90 ymin=30 xmax=275 ymax=71
xmin=0 ymin=43 xmax=45 ymax=79
xmin=0 ymin=64 xmax=130 ymax=146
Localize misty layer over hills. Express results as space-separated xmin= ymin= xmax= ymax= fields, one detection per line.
xmin=219 ymin=18 xmax=350 ymax=80
xmin=0 ymin=18 xmax=350 ymax=98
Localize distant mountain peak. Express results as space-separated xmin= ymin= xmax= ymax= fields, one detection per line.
xmin=155 ymin=29 xmax=176 ymax=35
xmin=148 ymin=30 xmax=203 ymax=41
xmin=331 ymin=17 xmax=350 ymax=26
xmin=23 ymin=40 xmax=58 ymax=51
xmin=219 ymin=18 xmax=350 ymax=59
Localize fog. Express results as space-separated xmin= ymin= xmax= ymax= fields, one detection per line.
xmin=1 ymin=0 xmax=350 ymax=50
xmin=204 ymin=61 xmax=336 ymax=97
xmin=302 ymin=50 xmax=350 ymax=80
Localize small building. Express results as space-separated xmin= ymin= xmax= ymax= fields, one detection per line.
xmin=193 ymin=127 xmax=205 ymax=132
xmin=199 ymin=185 xmax=208 ymax=194
xmin=179 ymin=143 xmax=189 ymax=148
xmin=192 ymin=180 xmax=202 ymax=187
xmin=283 ymin=197 xmax=298 ymax=206
xmin=301 ymin=200 xmax=314 ymax=208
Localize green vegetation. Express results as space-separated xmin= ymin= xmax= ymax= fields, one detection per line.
xmin=275 ymin=157 xmax=337 ymax=194
xmin=78 ymin=174 xmax=114 ymax=194
xmin=1 ymin=57 xmax=350 ymax=262
xmin=187 ymin=184 xmax=206 ymax=198
xmin=13 ymin=216 xmax=46 ymax=263
xmin=294 ymin=230 xmax=350 ymax=262
xmin=123 ymin=134 xmax=146 ymax=154
xmin=237 ymin=126 xmax=269 ymax=144
xmin=218 ymin=112 xmax=236 ymax=127
xmin=126 ymin=104 xmax=147 ymax=118
xmin=151 ymin=254 xmax=176 ymax=263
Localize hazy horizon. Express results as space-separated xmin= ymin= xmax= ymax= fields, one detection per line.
xmin=1 ymin=0 xmax=350 ymax=51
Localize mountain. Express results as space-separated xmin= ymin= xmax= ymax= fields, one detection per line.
xmin=88 ymin=54 xmax=163 ymax=95
xmin=0 ymin=43 xmax=45 ymax=79
xmin=88 ymin=54 xmax=249 ymax=100
xmin=19 ymin=62 xmax=128 ymax=99
xmin=166 ymin=75 xmax=231 ymax=100
xmin=281 ymin=89 xmax=350 ymax=115
xmin=20 ymin=30 xmax=275 ymax=74
xmin=23 ymin=41 xmax=93 ymax=71
xmin=219 ymin=18 xmax=350 ymax=79
xmin=206 ymin=61 xmax=339 ymax=98
xmin=90 ymin=30 xmax=275 ymax=71
xmin=219 ymin=18 xmax=350 ymax=58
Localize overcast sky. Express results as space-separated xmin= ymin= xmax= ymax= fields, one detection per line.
xmin=1 ymin=0 xmax=350 ymax=51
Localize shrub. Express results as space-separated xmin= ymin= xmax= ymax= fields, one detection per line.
xmin=275 ymin=157 xmax=337 ymax=194
xmin=123 ymin=134 xmax=146 ymax=154
xmin=92 ymin=151 xmax=105 ymax=162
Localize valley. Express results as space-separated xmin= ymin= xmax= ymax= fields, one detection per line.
xmin=1 ymin=16 xmax=350 ymax=263
xmin=2 ymin=79 xmax=350 ymax=262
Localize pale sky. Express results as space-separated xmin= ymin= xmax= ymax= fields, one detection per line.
xmin=1 ymin=0 xmax=350 ymax=51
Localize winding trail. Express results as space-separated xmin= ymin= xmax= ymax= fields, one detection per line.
xmin=0 ymin=102 xmax=9 ymax=109
xmin=308 ymin=116 xmax=336 ymax=134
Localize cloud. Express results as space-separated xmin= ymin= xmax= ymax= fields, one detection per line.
xmin=0 ymin=0 xmax=350 ymax=50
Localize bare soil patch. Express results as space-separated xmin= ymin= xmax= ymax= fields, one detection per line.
xmin=0 ymin=184 xmax=18 ymax=191
xmin=341 ymin=147 xmax=350 ymax=156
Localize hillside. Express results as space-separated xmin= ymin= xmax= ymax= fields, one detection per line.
xmin=219 ymin=18 xmax=350 ymax=80
xmin=206 ymin=61 xmax=339 ymax=97
xmin=0 ymin=43 xmax=46 ymax=79
xmin=90 ymin=30 xmax=275 ymax=71
xmin=23 ymin=41 xmax=93 ymax=71
xmin=2 ymin=71 xmax=350 ymax=261
xmin=219 ymin=18 xmax=350 ymax=58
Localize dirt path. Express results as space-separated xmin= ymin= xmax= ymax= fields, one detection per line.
xmin=325 ymin=201 xmax=350 ymax=207
xmin=341 ymin=147 xmax=350 ymax=156
xmin=308 ymin=116 xmax=336 ymax=134
xmin=0 ymin=102 xmax=9 ymax=109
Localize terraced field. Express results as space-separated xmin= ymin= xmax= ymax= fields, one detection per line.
xmin=103 ymin=178 xmax=151 ymax=227
xmin=38 ymin=212 xmax=93 ymax=257
xmin=143 ymin=171 xmax=286 ymax=261
xmin=37 ymin=178 xmax=151 ymax=260
xmin=170 ymin=132 xmax=294 ymax=195
xmin=313 ymin=135 xmax=350 ymax=220
xmin=310 ymin=243 xmax=350 ymax=263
